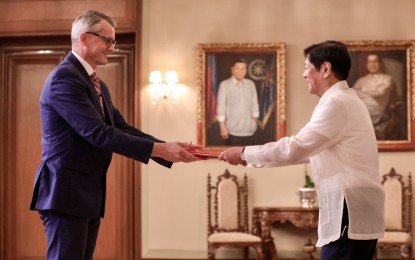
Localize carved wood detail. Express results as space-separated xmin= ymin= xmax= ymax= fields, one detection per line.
xmin=252 ymin=207 xmax=319 ymax=260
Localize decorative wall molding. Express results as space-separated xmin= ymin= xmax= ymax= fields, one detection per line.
xmin=0 ymin=0 xmax=137 ymax=36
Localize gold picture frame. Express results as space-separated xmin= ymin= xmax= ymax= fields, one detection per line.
xmin=196 ymin=43 xmax=286 ymax=152
xmin=344 ymin=40 xmax=415 ymax=151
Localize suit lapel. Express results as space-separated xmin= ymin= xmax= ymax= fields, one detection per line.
xmin=66 ymin=53 xmax=106 ymax=120
xmin=101 ymin=89 xmax=114 ymax=125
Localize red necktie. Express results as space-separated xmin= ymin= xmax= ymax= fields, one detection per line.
xmin=90 ymin=72 xmax=104 ymax=113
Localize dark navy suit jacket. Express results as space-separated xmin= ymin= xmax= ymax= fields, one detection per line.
xmin=30 ymin=52 xmax=172 ymax=218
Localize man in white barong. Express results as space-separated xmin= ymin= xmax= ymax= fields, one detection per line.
xmin=219 ymin=40 xmax=385 ymax=260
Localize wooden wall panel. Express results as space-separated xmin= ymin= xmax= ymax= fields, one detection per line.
xmin=3 ymin=49 xmax=68 ymax=260
xmin=0 ymin=0 xmax=137 ymax=36
xmin=0 ymin=0 xmax=143 ymax=257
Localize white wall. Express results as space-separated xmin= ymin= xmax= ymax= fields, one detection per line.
xmin=141 ymin=0 xmax=415 ymax=258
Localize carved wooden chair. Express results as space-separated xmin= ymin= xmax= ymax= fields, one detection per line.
xmin=374 ymin=168 xmax=412 ymax=259
xmin=207 ymin=169 xmax=264 ymax=260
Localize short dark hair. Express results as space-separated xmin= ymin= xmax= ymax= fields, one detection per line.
xmin=232 ymin=58 xmax=247 ymax=67
xmin=304 ymin=40 xmax=351 ymax=80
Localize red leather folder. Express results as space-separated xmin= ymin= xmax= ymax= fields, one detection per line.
xmin=190 ymin=151 xmax=220 ymax=158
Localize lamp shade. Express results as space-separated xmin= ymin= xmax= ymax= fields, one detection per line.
xmin=165 ymin=70 xmax=179 ymax=84
xmin=149 ymin=70 xmax=162 ymax=84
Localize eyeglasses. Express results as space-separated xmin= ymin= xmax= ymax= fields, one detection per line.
xmin=86 ymin=32 xmax=116 ymax=47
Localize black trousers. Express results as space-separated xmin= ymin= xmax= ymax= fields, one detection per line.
xmin=320 ymin=202 xmax=378 ymax=260
xmin=227 ymin=134 xmax=255 ymax=146
xmin=38 ymin=210 xmax=101 ymax=260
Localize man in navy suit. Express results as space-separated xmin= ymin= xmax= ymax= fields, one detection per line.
xmin=29 ymin=10 xmax=201 ymax=260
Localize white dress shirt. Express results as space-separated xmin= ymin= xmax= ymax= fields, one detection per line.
xmin=71 ymin=51 xmax=94 ymax=75
xmin=244 ymin=81 xmax=385 ymax=247
xmin=216 ymin=76 xmax=260 ymax=136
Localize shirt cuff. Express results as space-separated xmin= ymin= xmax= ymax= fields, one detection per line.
xmin=244 ymin=145 xmax=263 ymax=168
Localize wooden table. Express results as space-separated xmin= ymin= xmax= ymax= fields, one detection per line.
xmin=252 ymin=207 xmax=319 ymax=260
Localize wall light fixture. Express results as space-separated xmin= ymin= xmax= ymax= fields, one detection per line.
xmin=149 ymin=70 xmax=179 ymax=104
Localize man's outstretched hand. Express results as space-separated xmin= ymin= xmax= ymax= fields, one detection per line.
xmin=152 ymin=142 xmax=203 ymax=163
xmin=218 ymin=146 xmax=246 ymax=166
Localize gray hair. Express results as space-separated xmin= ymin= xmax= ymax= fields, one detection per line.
xmin=71 ymin=10 xmax=116 ymax=46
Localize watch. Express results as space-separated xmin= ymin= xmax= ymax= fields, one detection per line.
xmin=240 ymin=147 xmax=246 ymax=161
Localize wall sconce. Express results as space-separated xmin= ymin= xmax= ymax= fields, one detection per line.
xmin=149 ymin=70 xmax=179 ymax=104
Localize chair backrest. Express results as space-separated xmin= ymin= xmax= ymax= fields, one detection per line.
xmin=207 ymin=169 xmax=249 ymax=235
xmin=381 ymin=168 xmax=412 ymax=232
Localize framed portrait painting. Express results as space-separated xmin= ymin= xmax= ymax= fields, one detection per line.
xmin=196 ymin=43 xmax=286 ymax=152
xmin=344 ymin=40 xmax=415 ymax=151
